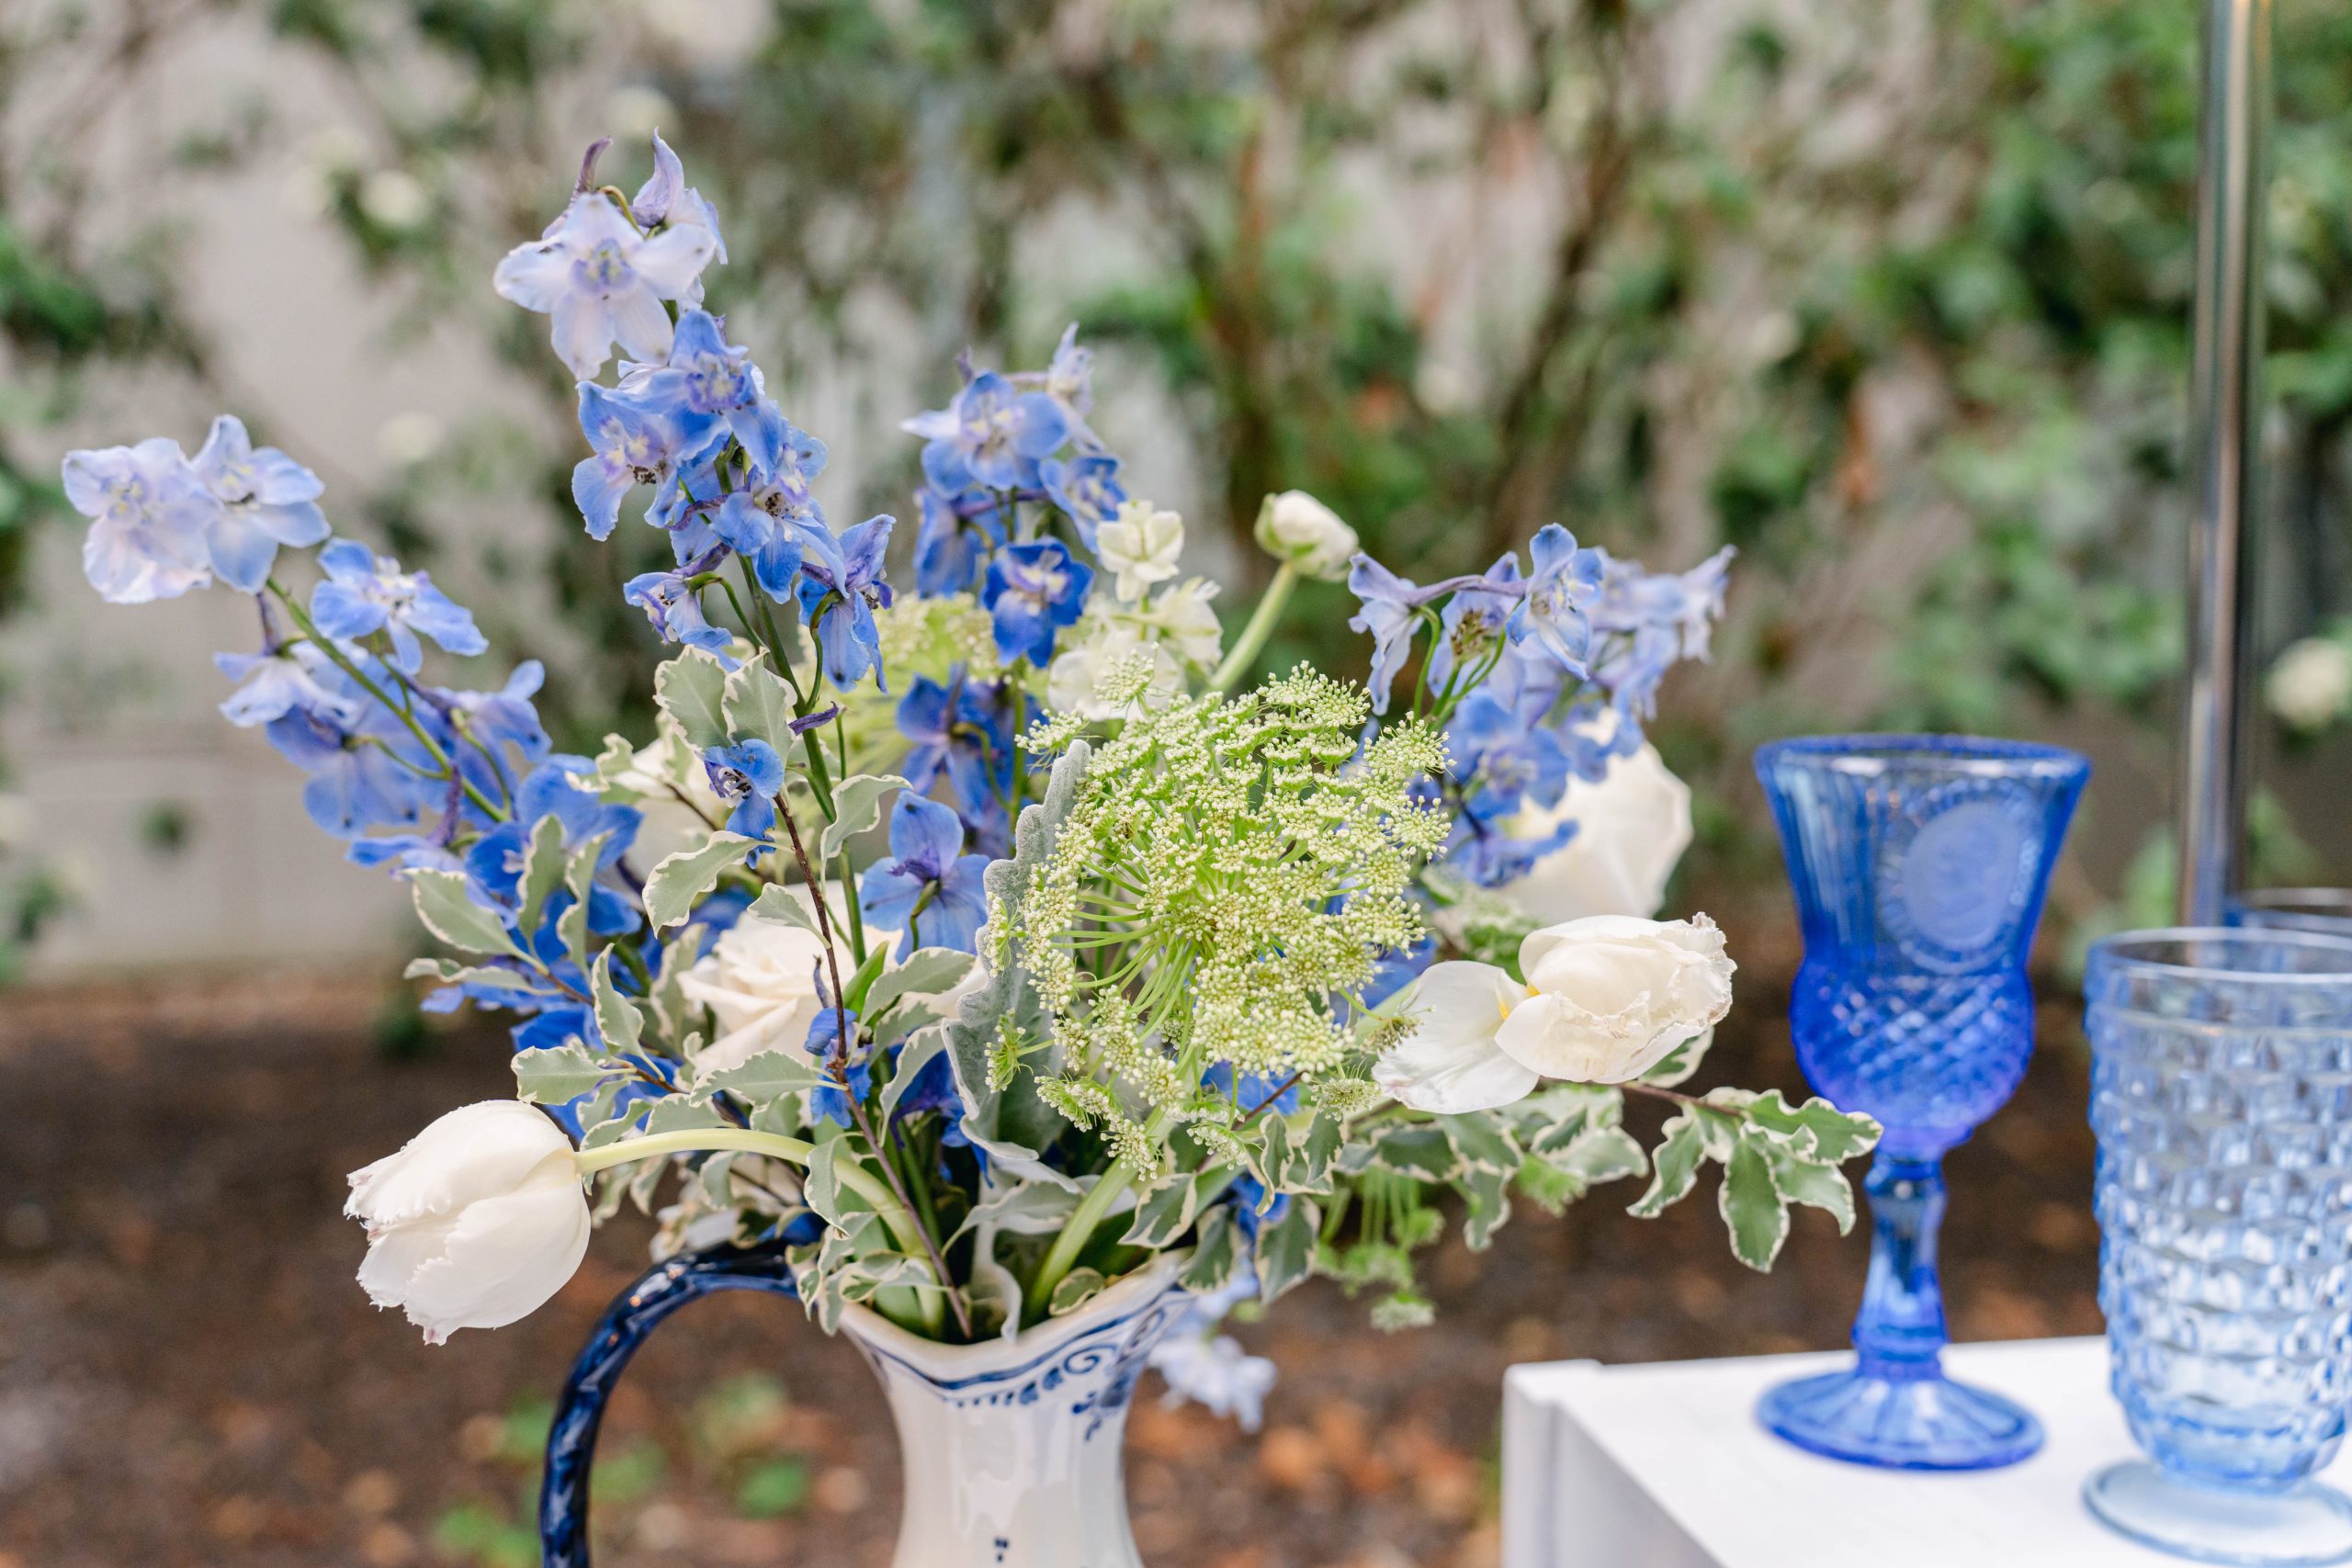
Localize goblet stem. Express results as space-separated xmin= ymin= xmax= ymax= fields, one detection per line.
xmin=1851 ymin=1152 xmax=1951 ymax=1380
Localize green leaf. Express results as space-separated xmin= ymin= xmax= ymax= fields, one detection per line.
xmin=641 ymin=1095 xmax=730 ymax=1135
xmin=706 ymin=1050 xmax=824 ymax=1103
xmin=1121 ymin=1173 xmax=1204 ymax=1247
xmin=820 ymin=773 xmax=910 ymax=861
xmin=514 ymin=1043 xmax=619 ymax=1106
xmin=1638 ymin=1031 xmax=1713 ymax=1089
xmin=516 ymin=814 xmax=570 ymax=941
xmin=723 ymin=655 xmax=804 ymax=760
xmin=404 ymin=869 xmax=524 ymax=958
xmin=590 ymin=952 xmax=643 ymax=1055
xmin=743 ymin=883 xmax=825 ymax=937
xmin=1254 ymin=1195 xmax=1320 ymax=1302
xmin=1629 ymin=1113 xmax=1710 ymax=1219
xmin=1047 ymin=1268 xmax=1108 ymax=1317
xmin=402 ymin=958 xmax=539 ymax=993
xmin=1551 ymin=1125 xmax=1647 ymax=1189
xmin=1459 ymin=1168 xmax=1512 ymax=1249
xmin=644 ymin=831 xmax=756 ymax=931
xmin=1369 ymin=1124 xmax=1459 ymax=1182
xmin=656 ymin=651 xmax=730 ymax=750
xmin=865 ymin=949 xmax=976 ymax=1020
xmin=1180 ymin=1205 xmax=1243 ymax=1293
xmin=1439 ymin=1113 xmax=1521 ymax=1175
xmin=802 ymin=1137 xmax=846 ymax=1225
xmin=841 ymin=941 xmax=893 ymax=1013
xmin=1720 ymin=1132 xmax=1791 ymax=1270
xmin=1743 ymin=1090 xmax=1883 ymax=1164
xmin=555 ymin=832 xmax=610 ymax=971
xmin=1763 ymin=1143 xmax=1860 ymax=1234
xmin=958 ymin=1179 xmax=1080 ymax=1237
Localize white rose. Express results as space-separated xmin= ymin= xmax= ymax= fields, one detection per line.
xmin=1255 ymin=490 xmax=1360 ymax=581
xmin=1374 ymin=915 xmax=1736 ymax=1112
xmin=1498 ymin=741 xmax=1693 ymax=923
xmin=2268 ymin=637 xmax=2352 ymax=732
xmin=677 ymin=887 xmax=891 ymax=1077
xmin=345 ymin=1100 xmax=590 ymax=1343
xmin=1096 ymin=500 xmax=1185 ymax=603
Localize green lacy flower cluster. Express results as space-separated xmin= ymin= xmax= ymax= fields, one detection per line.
xmin=1004 ymin=664 xmax=1445 ymax=1179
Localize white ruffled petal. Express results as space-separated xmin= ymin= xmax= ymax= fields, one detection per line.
xmin=1373 ymin=961 xmax=1539 ymax=1112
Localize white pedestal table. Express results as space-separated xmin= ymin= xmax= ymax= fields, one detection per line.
xmin=1501 ymin=1336 xmax=2352 ymax=1568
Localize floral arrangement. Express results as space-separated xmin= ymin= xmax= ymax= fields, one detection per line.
xmin=62 ymin=137 xmax=1878 ymax=1385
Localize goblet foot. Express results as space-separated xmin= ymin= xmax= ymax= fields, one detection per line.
xmin=2085 ymin=1461 xmax=2352 ymax=1567
xmin=1757 ymin=1366 xmax=2042 ymax=1471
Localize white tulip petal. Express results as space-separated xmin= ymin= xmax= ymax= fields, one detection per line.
xmin=1374 ymin=961 xmax=1540 ymax=1113
xmin=396 ymin=1161 xmax=591 ymax=1339
xmin=346 ymin=1100 xmax=574 ymax=1227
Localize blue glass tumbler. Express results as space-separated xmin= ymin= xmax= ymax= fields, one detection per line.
xmin=2085 ymin=929 xmax=2352 ymax=1567
xmin=1753 ymin=734 xmax=2089 ymax=1469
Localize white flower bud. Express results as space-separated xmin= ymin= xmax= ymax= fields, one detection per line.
xmin=1095 ymin=500 xmax=1184 ymax=603
xmin=2268 ymin=637 xmax=2352 ymax=732
xmin=1254 ymin=490 xmax=1360 ymax=581
xmin=345 ymin=1101 xmax=590 ymax=1343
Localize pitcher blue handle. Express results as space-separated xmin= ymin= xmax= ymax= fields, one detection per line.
xmin=539 ymin=1244 xmax=799 ymax=1567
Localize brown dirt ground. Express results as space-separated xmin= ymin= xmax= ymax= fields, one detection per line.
xmin=0 ymin=966 xmax=2100 ymax=1568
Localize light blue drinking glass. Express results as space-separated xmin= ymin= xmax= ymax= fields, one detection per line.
xmin=2085 ymin=928 xmax=2352 ymax=1567
xmin=1754 ymin=734 xmax=2088 ymax=1469
xmin=2229 ymin=889 xmax=2352 ymax=941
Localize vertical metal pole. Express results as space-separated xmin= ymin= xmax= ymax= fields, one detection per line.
xmin=2177 ymin=0 xmax=2273 ymax=926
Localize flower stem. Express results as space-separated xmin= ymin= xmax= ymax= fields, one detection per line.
xmin=572 ymin=1126 xmax=815 ymax=1176
xmin=1210 ymin=562 xmax=1299 ymax=694
xmin=1028 ymin=1155 xmax=1139 ymax=1320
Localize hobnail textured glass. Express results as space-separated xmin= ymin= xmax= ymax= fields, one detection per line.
xmin=1753 ymin=734 xmax=2088 ymax=1470
xmin=2085 ymin=929 xmax=2352 ymax=1566
xmin=2230 ymin=889 xmax=2352 ymax=942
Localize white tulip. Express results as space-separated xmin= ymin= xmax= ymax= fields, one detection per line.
xmin=1096 ymin=500 xmax=1185 ymax=603
xmin=1375 ymin=915 xmax=1736 ymax=1112
xmin=2268 ymin=637 xmax=2352 ymax=732
xmin=1255 ymin=490 xmax=1360 ymax=580
xmin=1498 ymin=740 xmax=1693 ymax=923
xmin=345 ymin=1100 xmax=590 ymax=1343
xmin=677 ymin=886 xmax=892 ymax=1077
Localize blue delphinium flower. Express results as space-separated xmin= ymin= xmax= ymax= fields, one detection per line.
xmin=310 ymin=541 xmax=488 ymax=674
xmin=1039 ymin=452 xmax=1126 ymax=549
xmin=571 ymin=383 xmax=693 ymax=541
xmin=1203 ymin=1062 xmax=1300 ymax=1119
xmin=1448 ymin=690 xmax=1571 ymax=824
xmin=187 ymin=416 xmax=331 ymax=592
xmin=466 ymin=761 xmax=644 ymax=938
xmin=912 ymin=486 xmax=1005 ymax=597
xmin=902 ymin=370 xmax=1070 ymax=491
xmin=1588 ymin=547 xmax=1735 ymax=717
xmin=806 ymin=1045 xmax=872 ymax=1130
xmin=1508 ymin=524 xmax=1605 ymax=675
xmin=797 ymin=515 xmax=893 ymax=688
xmin=702 ymin=739 xmax=785 ymax=841
xmin=1423 ymin=552 xmax=1522 ymax=694
xmin=616 ymin=309 xmax=772 ymax=464
xmin=1346 ymin=555 xmax=1423 ymax=716
xmin=982 ymin=540 xmax=1091 ymax=665
xmin=711 ymin=482 xmax=837 ymax=602
xmin=62 ymin=438 xmax=215 ymax=604
xmin=897 ymin=669 xmax=1012 ymax=816
xmin=859 ymin=794 xmax=990 ymax=957
xmin=1039 ymin=322 xmax=1100 ymax=445
xmin=215 ymin=638 xmax=361 ymax=728
xmin=623 ymin=559 xmax=738 ymax=664
xmin=264 ymin=705 xmax=443 ymax=837
xmin=628 ymin=132 xmax=728 ymax=306
xmin=492 ymin=190 xmax=718 ymax=378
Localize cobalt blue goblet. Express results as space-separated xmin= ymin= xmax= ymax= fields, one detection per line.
xmin=1753 ymin=734 xmax=2089 ymax=1470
